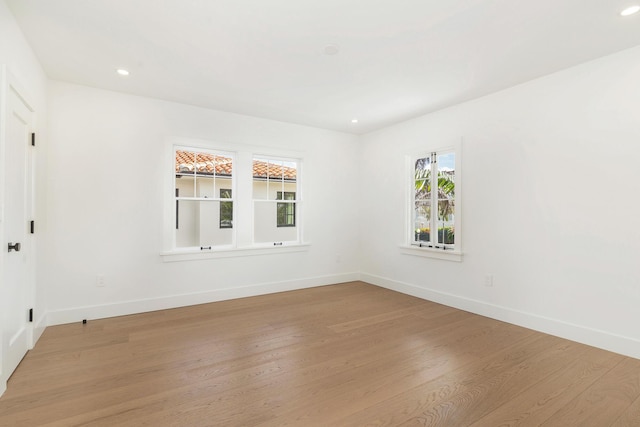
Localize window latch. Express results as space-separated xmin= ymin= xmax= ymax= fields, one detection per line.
xmin=200 ymin=246 xmax=212 ymax=250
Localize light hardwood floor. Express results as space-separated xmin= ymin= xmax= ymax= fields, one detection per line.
xmin=1 ymin=281 xmax=639 ymax=426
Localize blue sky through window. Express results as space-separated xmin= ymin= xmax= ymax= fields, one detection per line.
xmin=438 ymin=153 xmax=455 ymax=171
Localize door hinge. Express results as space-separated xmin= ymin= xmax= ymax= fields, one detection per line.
xmin=29 ymin=308 xmax=33 ymax=322
xmin=31 ymin=132 xmax=35 ymax=147
xmin=30 ymin=220 xmax=35 ymax=234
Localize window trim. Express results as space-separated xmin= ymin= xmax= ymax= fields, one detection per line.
xmin=173 ymin=145 xmax=236 ymax=250
xmin=402 ymin=140 xmax=463 ymax=260
xmin=161 ymin=242 xmax=310 ymax=262
xmin=252 ymin=155 xmax=302 ymax=244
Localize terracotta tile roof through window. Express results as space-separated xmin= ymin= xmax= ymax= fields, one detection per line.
xmin=175 ymin=150 xmax=296 ymax=180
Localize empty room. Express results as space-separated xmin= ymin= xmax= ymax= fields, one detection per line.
xmin=1 ymin=0 xmax=640 ymax=425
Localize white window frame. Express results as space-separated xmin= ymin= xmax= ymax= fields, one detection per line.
xmin=401 ymin=141 xmax=463 ymax=262
xmin=251 ymin=154 xmax=302 ymax=247
xmin=161 ymin=138 xmax=308 ymax=262
xmin=173 ymin=145 xmax=236 ymax=251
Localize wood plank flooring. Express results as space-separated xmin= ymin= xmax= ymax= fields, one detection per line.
xmin=1 ymin=281 xmax=639 ymax=426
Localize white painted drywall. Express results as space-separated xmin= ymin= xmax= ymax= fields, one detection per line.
xmin=43 ymin=81 xmax=361 ymax=322
xmin=359 ymin=45 xmax=640 ymax=358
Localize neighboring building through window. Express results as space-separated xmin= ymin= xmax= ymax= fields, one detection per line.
xmin=277 ymin=191 xmax=295 ymax=227
xmin=412 ymin=149 xmax=457 ymax=250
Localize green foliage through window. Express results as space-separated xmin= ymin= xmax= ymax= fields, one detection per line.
xmin=220 ymin=189 xmax=232 ymax=228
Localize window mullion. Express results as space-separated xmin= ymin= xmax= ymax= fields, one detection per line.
xmin=430 ymin=152 xmax=438 ymax=247
xmin=192 ymin=153 xmax=197 ymax=198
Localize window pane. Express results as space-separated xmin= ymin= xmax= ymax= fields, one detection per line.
xmin=437 ymin=201 xmax=455 ymax=245
xmin=196 ymin=174 xmax=215 ymax=198
xmin=436 ymin=151 xmax=454 ymax=246
xmin=176 ymin=200 xmax=233 ymax=248
xmin=253 ymin=179 xmax=268 ymax=200
xmin=219 ymin=189 xmax=233 ymax=228
xmin=176 ymin=175 xmax=195 ymax=198
xmin=176 ymin=150 xmax=233 ymax=199
xmin=276 ymin=191 xmax=296 ymax=201
xmin=437 ymin=151 xmax=455 ymax=202
xmin=254 ymin=201 xmax=297 ymax=244
xmin=276 ymin=192 xmax=296 ymax=226
xmin=220 ymin=201 xmax=233 ymax=228
xmin=277 ymin=201 xmax=295 ymax=227
xmin=437 ymin=152 xmax=455 ymax=174
xmin=415 ymin=157 xmax=431 ymax=201
xmin=176 ymin=150 xmax=196 ymax=173
xmin=414 ymin=201 xmax=431 ymax=242
xmin=253 ymin=158 xmax=297 ymax=200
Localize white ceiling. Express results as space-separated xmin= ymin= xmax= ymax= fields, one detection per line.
xmin=7 ymin=0 xmax=640 ymax=134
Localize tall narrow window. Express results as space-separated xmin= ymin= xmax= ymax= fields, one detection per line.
xmin=253 ymin=157 xmax=299 ymax=244
xmin=412 ymin=150 xmax=457 ymax=250
xmin=174 ymin=148 xmax=234 ymax=249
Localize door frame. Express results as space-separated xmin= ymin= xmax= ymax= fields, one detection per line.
xmin=0 ymin=65 xmax=37 ymax=396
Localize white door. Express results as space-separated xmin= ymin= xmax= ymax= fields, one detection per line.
xmin=1 ymin=75 xmax=35 ymax=391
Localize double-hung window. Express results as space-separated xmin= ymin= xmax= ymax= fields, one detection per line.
xmin=410 ymin=146 xmax=460 ymax=254
xmin=174 ymin=148 xmax=234 ymax=249
xmin=165 ymin=143 xmax=306 ymax=259
xmin=253 ymin=156 xmax=299 ymax=245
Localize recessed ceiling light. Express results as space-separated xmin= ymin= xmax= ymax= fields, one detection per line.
xmin=324 ymin=44 xmax=340 ymax=56
xmin=351 ymin=119 xmax=358 ymax=123
xmin=116 ymin=69 xmax=130 ymax=76
xmin=621 ymin=5 xmax=640 ymax=16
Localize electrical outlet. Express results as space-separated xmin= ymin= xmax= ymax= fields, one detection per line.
xmin=484 ymin=274 xmax=494 ymax=287
xmin=96 ymin=275 xmax=106 ymax=287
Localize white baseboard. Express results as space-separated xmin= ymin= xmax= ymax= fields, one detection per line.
xmin=39 ymin=271 xmax=640 ymax=359
xmin=46 ymin=272 xmax=360 ymax=326
xmin=361 ymin=273 xmax=640 ymax=360
xmin=32 ymin=312 xmax=47 ymax=345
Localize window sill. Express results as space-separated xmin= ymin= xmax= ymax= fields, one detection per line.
xmin=161 ymin=243 xmax=311 ymax=262
xmin=399 ymin=245 xmax=463 ymax=262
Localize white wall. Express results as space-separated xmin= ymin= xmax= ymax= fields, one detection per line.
xmin=44 ymin=81 xmax=361 ymax=323
xmin=0 ymin=2 xmax=46 ymax=97
xmin=359 ymin=45 xmax=640 ymax=358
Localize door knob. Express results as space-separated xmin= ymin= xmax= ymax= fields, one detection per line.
xmin=8 ymin=242 xmax=21 ymax=252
